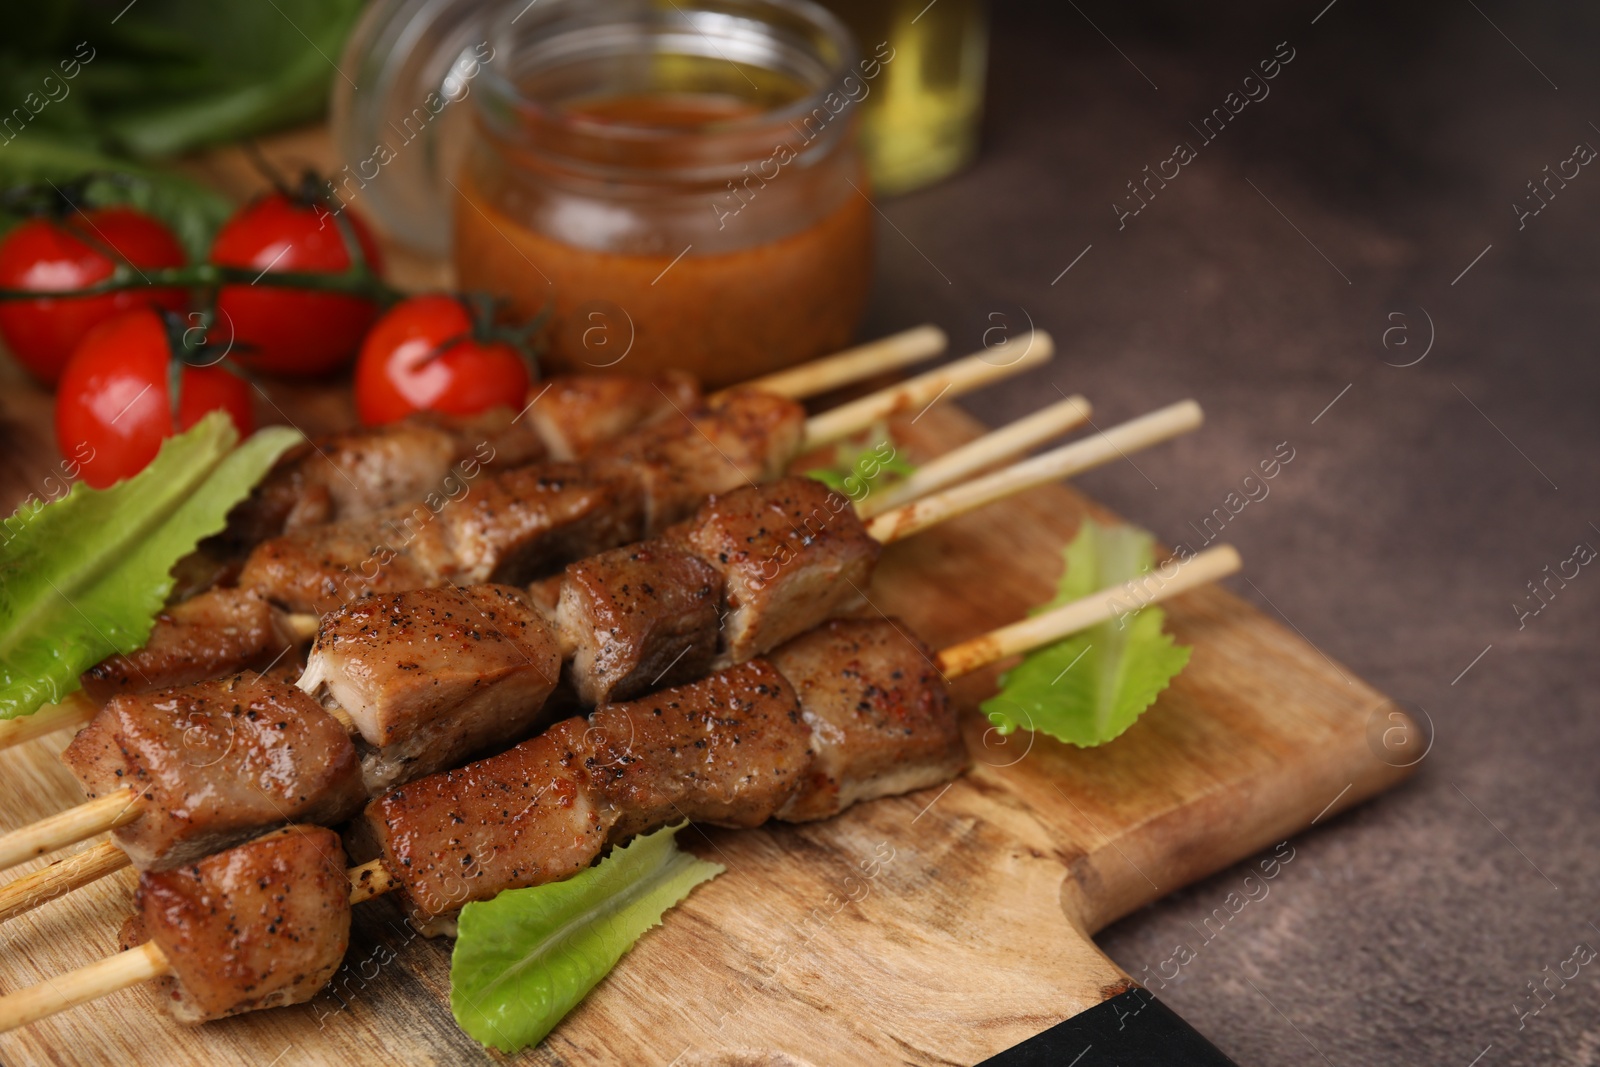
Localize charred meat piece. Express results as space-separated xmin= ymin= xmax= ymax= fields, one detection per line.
xmin=220 ymin=406 xmax=546 ymax=548
xmin=419 ymin=405 xmax=547 ymax=471
xmin=62 ymin=673 xmax=365 ymax=870
xmin=237 ymin=503 xmax=451 ymax=616
xmin=768 ymin=618 xmax=966 ymax=822
xmin=440 ymin=463 xmax=645 ymax=587
xmin=239 ymin=463 xmax=643 ymax=615
xmin=676 ymin=476 xmax=879 ymax=667
xmin=366 ymin=718 xmax=616 ymax=920
xmin=223 ymin=420 xmax=455 ymax=547
xmin=556 ymin=540 xmax=722 ymax=705
xmin=527 ymin=372 xmax=701 ymax=460
xmin=298 ymin=585 xmax=562 ymax=792
xmin=80 ymin=588 xmax=300 ymax=703
xmin=587 ymin=389 xmax=804 ymax=535
xmin=120 ymin=825 xmax=351 ymax=1024
xmin=586 ymin=659 xmax=811 ymax=841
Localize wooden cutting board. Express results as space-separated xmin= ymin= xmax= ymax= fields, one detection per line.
xmin=0 ymin=381 xmax=1418 ymax=1066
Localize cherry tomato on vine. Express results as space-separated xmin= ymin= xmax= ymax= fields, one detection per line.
xmin=354 ymin=295 xmax=533 ymax=425
xmin=211 ymin=192 xmax=385 ymax=378
xmin=55 ymin=309 xmax=254 ymax=489
xmin=0 ymin=207 xmax=188 ymax=386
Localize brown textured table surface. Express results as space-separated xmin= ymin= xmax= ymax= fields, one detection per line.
xmin=866 ymin=2 xmax=1597 ymax=1064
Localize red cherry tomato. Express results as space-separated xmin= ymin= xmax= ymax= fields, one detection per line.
xmin=354 ymin=295 xmax=531 ymax=425
xmin=0 ymin=207 xmax=188 ymax=386
xmin=55 ymin=309 xmax=254 ymax=489
xmin=211 ymin=193 xmax=385 ymax=378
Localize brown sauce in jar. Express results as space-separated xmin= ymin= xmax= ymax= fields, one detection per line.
xmin=453 ymin=92 xmax=873 ymax=388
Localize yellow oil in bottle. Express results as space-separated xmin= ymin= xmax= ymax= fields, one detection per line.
xmin=821 ymin=0 xmax=989 ymax=195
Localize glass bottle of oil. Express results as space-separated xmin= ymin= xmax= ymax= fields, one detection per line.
xmin=818 ymin=0 xmax=989 ymax=195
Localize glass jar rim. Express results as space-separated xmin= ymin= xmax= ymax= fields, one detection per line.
xmin=474 ymin=0 xmax=862 ymax=180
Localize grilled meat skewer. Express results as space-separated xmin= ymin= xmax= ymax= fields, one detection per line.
xmin=369 ymin=617 xmax=962 ymax=921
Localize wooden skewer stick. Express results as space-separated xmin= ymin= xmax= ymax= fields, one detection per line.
xmin=346 ymin=858 xmax=401 ymax=905
xmin=865 ymin=400 xmax=1204 ymax=544
xmin=0 ymin=839 xmax=130 ymax=924
xmin=937 ymin=544 xmax=1242 ymax=678
xmin=0 ymin=693 xmax=97 ymax=750
xmin=0 ymin=791 xmax=144 ymax=872
xmin=800 ymin=332 xmax=1054 ymax=450
xmin=0 ymin=939 xmax=168 ymax=1033
xmin=857 ymin=394 xmax=1092 ymax=518
xmin=743 ymin=325 xmax=947 ymax=399
xmin=0 ymin=545 xmax=1239 ymax=1031
xmin=283 ymin=613 xmax=319 ymax=643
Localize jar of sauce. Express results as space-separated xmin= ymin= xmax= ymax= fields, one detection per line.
xmin=455 ymin=0 xmax=874 ymax=387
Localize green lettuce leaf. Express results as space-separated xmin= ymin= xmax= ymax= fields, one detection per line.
xmin=981 ymin=519 xmax=1191 ymax=747
xmin=451 ymin=823 xmax=723 ymax=1053
xmin=0 ymin=413 xmax=301 ymax=717
xmin=806 ymin=428 xmax=915 ymax=495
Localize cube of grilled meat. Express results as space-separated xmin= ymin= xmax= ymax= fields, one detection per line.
xmin=365 ymin=718 xmax=616 ymax=920
xmin=80 ymin=588 xmax=302 ymax=703
xmin=440 ymin=464 xmax=645 ymax=587
xmin=222 ymin=420 xmax=456 ymax=548
xmin=236 ymin=504 xmax=451 ymax=616
xmin=527 ymin=372 xmax=701 ymax=460
xmin=298 ymin=585 xmax=562 ymax=793
xmin=238 ymin=463 xmax=643 ymax=615
xmin=556 ymin=540 xmax=722 ymax=705
xmin=222 ymin=407 xmax=542 ymax=547
xmin=435 ymin=405 xmax=549 ymax=470
xmin=586 ymin=659 xmax=811 ymax=841
xmin=119 ymin=825 xmax=351 ymax=1024
xmin=587 ymin=389 xmax=804 ymax=535
xmin=768 ymin=619 xmax=966 ymax=822
xmin=62 ymin=673 xmax=365 ymax=870
xmin=676 ymin=476 xmax=879 ymax=668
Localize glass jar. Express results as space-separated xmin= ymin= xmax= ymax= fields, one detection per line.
xmin=453 ymin=0 xmax=874 ymax=387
